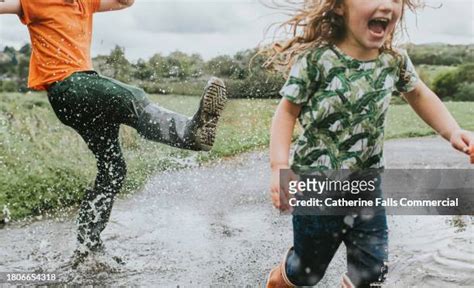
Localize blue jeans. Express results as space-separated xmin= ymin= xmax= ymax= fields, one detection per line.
xmin=286 ymin=212 xmax=388 ymax=287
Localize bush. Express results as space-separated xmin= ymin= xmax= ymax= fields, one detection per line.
xmin=432 ymin=63 xmax=474 ymax=101
xmin=453 ymin=82 xmax=474 ymax=101
xmin=226 ymin=72 xmax=285 ymax=99
xmin=205 ymin=55 xmax=245 ymax=79
xmin=457 ymin=63 xmax=474 ymax=83
xmin=1 ymin=81 xmax=18 ymax=92
xmin=432 ymin=70 xmax=458 ymax=99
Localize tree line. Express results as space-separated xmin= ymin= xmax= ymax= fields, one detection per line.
xmin=0 ymin=43 xmax=472 ymax=101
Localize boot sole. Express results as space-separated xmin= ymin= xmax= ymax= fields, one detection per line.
xmin=196 ymin=77 xmax=227 ymax=151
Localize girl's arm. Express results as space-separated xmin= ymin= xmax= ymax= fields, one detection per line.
xmin=0 ymin=0 xmax=21 ymax=15
xmin=404 ymin=81 xmax=473 ymax=155
xmin=270 ymin=99 xmax=301 ymax=168
xmin=270 ymin=99 xmax=301 ymax=211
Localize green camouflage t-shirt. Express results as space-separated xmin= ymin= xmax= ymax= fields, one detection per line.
xmin=280 ymin=45 xmax=419 ymax=173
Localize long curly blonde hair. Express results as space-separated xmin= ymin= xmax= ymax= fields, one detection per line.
xmin=262 ymin=0 xmax=424 ymax=70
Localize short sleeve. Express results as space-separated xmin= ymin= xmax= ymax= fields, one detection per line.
xmin=279 ymin=53 xmax=319 ymax=105
xmin=18 ymin=0 xmax=31 ymax=25
xmin=84 ymin=0 xmax=101 ymax=13
xmin=395 ymin=49 xmax=419 ymax=93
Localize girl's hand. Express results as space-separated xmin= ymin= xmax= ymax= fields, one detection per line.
xmin=450 ymin=129 xmax=474 ymax=157
xmin=270 ymin=165 xmax=299 ymax=213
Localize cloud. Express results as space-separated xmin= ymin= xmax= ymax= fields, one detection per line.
xmin=0 ymin=0 xmax=472 ymax=61
xmin=90 ymin=0 xmax=274 ymax=59
xmin=0 ymin=15 xmax=29 ymax=46
xmin=406 ymin=0 xmax=473 ymax=35
xmin=128 ymin=2 xmax=267 ymax=34
xmin=401 ymin=0 xmax=473 ymax=43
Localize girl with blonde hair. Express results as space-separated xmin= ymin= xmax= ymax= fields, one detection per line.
xmin=265 ymin=0 xmax=473 ymax=287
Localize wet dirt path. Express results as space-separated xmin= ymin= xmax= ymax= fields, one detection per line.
xmin=0 ymin=136 xmax=472 ymax=287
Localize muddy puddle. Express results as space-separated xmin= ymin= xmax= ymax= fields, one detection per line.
xmin=0 ymin=137 xmax=472 ymax=287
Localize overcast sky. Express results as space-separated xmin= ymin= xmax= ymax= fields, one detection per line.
xmin=0 ymin=0 xmax=472 ymax=61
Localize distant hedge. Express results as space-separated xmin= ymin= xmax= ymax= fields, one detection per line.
xmin=406 ymin=44 xmax=474 ymax=66
xmin=433 ymin=64 xmax=474 ymax=101
xmin=226 ymin=72 xmax=285 ymax=99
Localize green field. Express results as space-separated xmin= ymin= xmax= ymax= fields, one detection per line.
xmin=0 ymin=93 xmax=278 ymax=219
xmin=0 ymin=93 xmax=472 ymax=220
xmin=386 ymin=101 xmax=474 ymax=138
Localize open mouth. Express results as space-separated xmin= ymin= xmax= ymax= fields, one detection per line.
xmin=368 ymin=18 xmax=390 ymax=36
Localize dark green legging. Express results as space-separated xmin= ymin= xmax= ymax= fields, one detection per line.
xmin=47 ymin=71 xmax=200 ymax=250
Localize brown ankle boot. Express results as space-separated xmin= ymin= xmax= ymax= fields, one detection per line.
xmin=266 ymin=264 xmax=295 ymax=288
xmin=266 ymin=248 xmax=296 ymax=288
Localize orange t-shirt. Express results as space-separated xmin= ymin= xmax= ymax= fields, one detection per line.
xmin=19 ymin=0 xmax=100 ymax=90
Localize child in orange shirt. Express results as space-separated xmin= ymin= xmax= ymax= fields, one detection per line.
xmin=1 ymin=0 xmax=227 ymax=266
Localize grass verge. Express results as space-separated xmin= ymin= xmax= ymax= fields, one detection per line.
xmin=0 ymin=92 xmax=472 ymax=220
